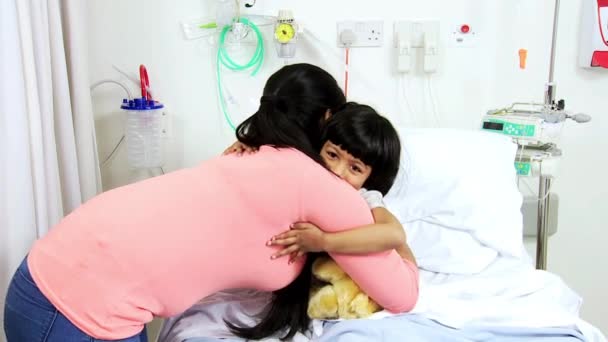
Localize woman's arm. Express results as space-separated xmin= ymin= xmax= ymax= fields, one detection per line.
xmin=396 ymin=241 xmax=417 ymax=266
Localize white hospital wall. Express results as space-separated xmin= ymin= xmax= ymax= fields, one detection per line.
xmin=87 ymin=0 xmax=607 ymax=334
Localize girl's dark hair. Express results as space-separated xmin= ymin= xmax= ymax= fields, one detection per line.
xmin=235 ymin=63 xmax=346 ymax=164
xmin=226 ymin=103 xmax=402 ymax=340
xmin=320 ymin=102 xmax=401 ymax=196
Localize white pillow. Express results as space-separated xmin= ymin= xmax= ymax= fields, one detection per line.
xmin=404 ymin=219 xmax=499 ymax=274
xmin=385 ymin=128 xmax=524 ymax=274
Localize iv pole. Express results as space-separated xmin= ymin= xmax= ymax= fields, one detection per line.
xmin=536 ymin=0 xmax=560 ymax=270
xmin=544 ymin=0 xmax=560 ymax=107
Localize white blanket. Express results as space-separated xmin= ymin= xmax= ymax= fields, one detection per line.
xmin=355 ymin=256 xmax=605 ymax=342
xmin=157 ymin=256 xmax=606 ymax=342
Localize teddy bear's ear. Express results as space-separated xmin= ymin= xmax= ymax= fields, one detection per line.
xmin=308 ymin=285 xmax=339 ymax=319
xmin=312 ymin=256 xmax=331 ymax=272
xmin=349 ymin=293 xmax=382 ymax=318
xmin=312 ymin=256 xmax=346 ymax=283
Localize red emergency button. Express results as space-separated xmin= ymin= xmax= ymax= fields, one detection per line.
xmin=460 ymin=24 xmax=470 ymax=34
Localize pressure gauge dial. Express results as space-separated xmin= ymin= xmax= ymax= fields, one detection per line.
xmin=274 ymin=10 xmax=298 ymax=58
xmin=275 ymin=22 xmax=296 ymax=44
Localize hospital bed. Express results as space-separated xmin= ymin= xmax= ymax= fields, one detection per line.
xmin=156 ymin=128 xmax=606 ymax=342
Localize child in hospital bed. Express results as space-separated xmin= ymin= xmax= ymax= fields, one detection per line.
xmin=268 ymin=104 xmax=416 ymax=266
xmin=176 ymin=103 xmax=418 ymax=341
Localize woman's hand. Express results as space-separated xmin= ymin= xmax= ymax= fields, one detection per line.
xmin=222 ymin=141 xmax=257 ymax=156
xmin=268 ymin=222 xmax=326 ymax=263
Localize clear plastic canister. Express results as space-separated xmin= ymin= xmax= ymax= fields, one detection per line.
xmin=121 ymin=98 xmax=164 ymax=169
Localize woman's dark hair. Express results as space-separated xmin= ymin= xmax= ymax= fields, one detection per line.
xmin=235 ymin=63 xmax=346 ymax=164
xmin=225 ymin=63 xmax=345 ymax=340
xmin=225 ymin=254 xmax=319 ymax=340
xmin=226 ymin=103 xmax=402 ymax=340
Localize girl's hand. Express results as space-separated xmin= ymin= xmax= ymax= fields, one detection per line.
xmin=268 ymin=222 xmax=326 ymax=263
xmin=222 ymin=141 xmax=257 ymax=156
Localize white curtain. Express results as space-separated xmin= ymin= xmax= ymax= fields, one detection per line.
xmin=0 ymin=1 xmax=101 ymax=340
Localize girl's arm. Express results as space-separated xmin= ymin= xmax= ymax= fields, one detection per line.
xmin=326 ymin=207 xmax=417 ymax=266
xmin=222 ymin=141 xmax=257 ymax=155
xmin=270 ymin=207 xmax=417 ymax=265
xmin=270 ymin=208 xmax=403 ymax=254
xmin=270 ymin=188 xmax=413 ymax=261
xmin=324 ymin=207 xmax=406 ymax=254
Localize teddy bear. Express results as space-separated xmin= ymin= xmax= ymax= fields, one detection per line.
xmin=307 ymin=255 xmax=382 ymax=319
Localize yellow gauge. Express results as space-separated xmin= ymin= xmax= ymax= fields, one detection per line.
xmin=275 ymin=23 xmax=295 ymax=44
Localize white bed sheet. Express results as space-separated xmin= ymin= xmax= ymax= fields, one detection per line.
xmin=157 ymin=255 xmax=606 ymax=342
xmin=344 ymin=255 xmax=605 ymax=342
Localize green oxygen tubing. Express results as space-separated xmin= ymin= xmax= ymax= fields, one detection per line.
xmin=215 ymin=17 xmax=264 ymax=131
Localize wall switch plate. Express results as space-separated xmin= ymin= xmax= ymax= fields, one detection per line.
xmin=337 ymin=20 xmax=384 ymax=47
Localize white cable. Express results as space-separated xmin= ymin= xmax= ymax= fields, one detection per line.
xmin=430 ymin=75 xmax=441 ymax=126
xmin=426 ymin=74 xmax=440 ymax=127
xmin=245 ymin=14 xmax=276 ymax=27
xmin=90 ymin=79 xmax=132 ymax=168
xmin=516 ymin=145 xmax=526 ymax=187
xmin=235 ymin=0 xmax=241 ymax=23
xmin=521 ymin=178 xmax=554 ymax=202
xmin=517 ymin=145 xmax=536 ymax=197
xmin=90 ymin=79 xmax=133 ymax=100
xmin=518 ymin=152 xmax=555 ymax=203
xmin=398 ymin=75 xmax=415 ymax=120
xmin=519 ymin=176 xmax=536 ymax=197
xmin=518 ymin=144 xmax=526 ymax=164
xmin=111 ymin=65 xmax=153 ymax=99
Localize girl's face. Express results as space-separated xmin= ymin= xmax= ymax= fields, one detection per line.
xmin=320 ymin=141 xmax=372 ymax=190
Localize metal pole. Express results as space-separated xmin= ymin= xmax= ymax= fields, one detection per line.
xmin=537 ymin=0 xmax=560 ymax=269
xmin=545 ymin=0 xmax=560 ymax=106
xmin=536 ymin=173 xmax=552 ymax=270
xmin=548 ymin=0 xmax=560 ymax=84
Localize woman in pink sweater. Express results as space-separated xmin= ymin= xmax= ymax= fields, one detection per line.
xmin=3 ymin=64 xmax=417 ymax=342
xmin=226 ymin=103 xmax=418 ymax=341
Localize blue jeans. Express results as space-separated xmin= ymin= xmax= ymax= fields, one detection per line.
xmin=3 ymin=259 xmax=148 ymax=342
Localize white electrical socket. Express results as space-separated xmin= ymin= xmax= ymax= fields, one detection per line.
xmin=394 ymin=20 xmax=439 ymax=48
xmin=394 ymin=21 xmax=413 ymax=72
xmin=337 ymin=20 xmax=384 ymax=47
xmin=394 ymin=20 xmax=440 ymax=73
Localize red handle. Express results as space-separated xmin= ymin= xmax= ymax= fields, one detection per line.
xmin=139 ymin=65 xmax=151 ymax=100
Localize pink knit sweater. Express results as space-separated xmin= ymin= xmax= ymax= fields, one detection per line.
xmin=28 ymin=146 xmax=418 ymax=339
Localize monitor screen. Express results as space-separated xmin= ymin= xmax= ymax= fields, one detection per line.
xmin=483 ymin=121 xmax=504 ymax=131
